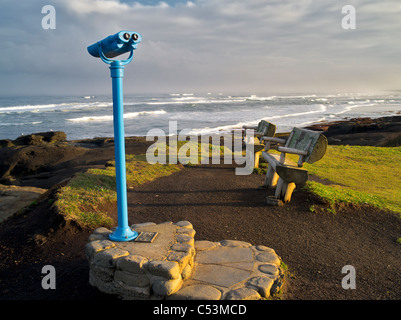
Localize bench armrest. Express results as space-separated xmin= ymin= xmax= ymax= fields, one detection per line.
xmin=260 ymin=136 xmax=286 ymax=152
xmin=242 ymin=125 xmax=257 ymax=130
xmin=254 ymin=131 xmax=266 ymax=136
xmin=261 ymin=137 xmax=286 ymax=144
xmin=277 ymin=147 xmax=308 ymax=156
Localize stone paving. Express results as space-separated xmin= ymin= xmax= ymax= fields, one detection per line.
xmin=169 ymin=240 xmax=284 ymax=300
xmin=86 ymin=221 xmax=285 ymax=300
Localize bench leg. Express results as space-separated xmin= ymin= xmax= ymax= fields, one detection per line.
xmin=254 ymin=151 xmax=261 ymax=168
xmin=274 ymin=179 xmax=296 ymax=203
xmin=274 ymin=178 xmax=284 ymax=199
xmin=283 ymin=182 xmax=296 ymax=203
xmin=264 ymin=166 xmax=279 ymax=188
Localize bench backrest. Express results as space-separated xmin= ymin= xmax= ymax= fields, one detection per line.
xmin=258 ymin=120 xmax=276 ymax=137
xmin=285 ymin=127 xmax=327 ymax=164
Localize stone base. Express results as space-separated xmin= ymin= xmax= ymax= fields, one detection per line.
xmin=86 ymin=221 xmax=195 ymax=300
xmin=86 ymin=221 xmax=285 ymax=300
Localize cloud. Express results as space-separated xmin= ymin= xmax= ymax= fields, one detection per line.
xmin=0 ymin=0 xmax=401 ymax=95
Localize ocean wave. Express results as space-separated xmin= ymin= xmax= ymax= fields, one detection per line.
xmin=186 ymin=104 xmax=327 ymax=135
xmin=333 ymin=103 xmax=374 ymax=115
xmin=0 ymin=103 xmax=64 ymax=113
xmin=0 ymin=121 xmax=43 ymax=126
xmin=67 ymin=110 xmax=166 ymax=122
xmin=147 ymin=97 xmax=247 ymax=105
xmin=245 ymin=95 xmax=277 ymax=101
xmin=256 ymin=104 xmax=327 ymax=122
xmin=0 ymin=101 xmax=113 ymax=113
xmin=241 ymin=94 xmax=319 ymax=101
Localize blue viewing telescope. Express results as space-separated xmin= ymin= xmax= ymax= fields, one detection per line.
xmin=87 ymin=30 xmax=142 ymax=58
xmin=87 ymin=31 xmax=142 ymax=242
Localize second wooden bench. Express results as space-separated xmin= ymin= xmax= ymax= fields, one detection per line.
xmin=243 ymin=120 xmax=276 ymax=168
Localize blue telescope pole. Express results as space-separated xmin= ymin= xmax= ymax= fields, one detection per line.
xmin=87 ymin=31 xmax=142 ymax=242
xmin=108 ymin=61 xmax=138 ymax=242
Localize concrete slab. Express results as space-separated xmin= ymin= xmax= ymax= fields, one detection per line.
xmin=196 ymin=247 xmax=253 ymax=264
xmin=193 ymin=264 xmax=251 ymax=288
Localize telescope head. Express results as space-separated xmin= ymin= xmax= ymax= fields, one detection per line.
xmin=87 ymin=31 xmax=142 ymax=59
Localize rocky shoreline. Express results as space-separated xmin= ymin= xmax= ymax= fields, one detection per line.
xmin=0 ymin=132 xmax=152 ymax=188
xmin=305 ymin=115 xmax=401 ymax=146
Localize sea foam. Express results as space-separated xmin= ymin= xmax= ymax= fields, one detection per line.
xmin=67 ymin=110 xmax=166 ymax=122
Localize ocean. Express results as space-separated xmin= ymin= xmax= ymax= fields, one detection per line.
xmin=1 ymin=92 xmax=401 ymax=141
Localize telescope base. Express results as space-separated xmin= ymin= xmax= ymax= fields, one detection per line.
xmin=109 ymin=227 xmax=138 ymax=242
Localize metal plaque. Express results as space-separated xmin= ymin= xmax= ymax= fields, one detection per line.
xmin=134 ymin=231 xmax=158 ymax=243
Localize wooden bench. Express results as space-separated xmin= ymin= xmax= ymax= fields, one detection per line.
xmin=261 ymin=127 xmax=328 ymax=205
xmin=242 ymin=120 xmax=276 ymax=168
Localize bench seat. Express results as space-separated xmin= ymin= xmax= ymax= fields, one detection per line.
xmin=262 ymin=152 xmax=308 ymax=185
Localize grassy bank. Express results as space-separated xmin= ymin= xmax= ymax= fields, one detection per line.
xmin=55 ymin=155 xmax=181 ymax=229
xmin=303 ymin=145 xmax=401 ymax=215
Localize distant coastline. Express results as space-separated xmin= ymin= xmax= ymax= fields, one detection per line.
xmin=1 ymin=93 xmax=401 ymax=140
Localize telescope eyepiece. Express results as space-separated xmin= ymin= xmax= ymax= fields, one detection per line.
xmin=87 ymin=31 xmax=142 ymax=59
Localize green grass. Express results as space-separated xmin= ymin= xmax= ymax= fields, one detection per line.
xmin=55 ymin=155 xmax=181 ymax=229
xmin=302 ymin=145 xmax=401 ymax=215
xmin=256 ymin=144 xmax=401 ymax=215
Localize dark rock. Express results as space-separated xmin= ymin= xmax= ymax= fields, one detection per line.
xmin=0 ymin=144 xmax=89 ymax=185
xmin=14 ymin=131 xmax=67 ymax=146
xmin=0 ymin=139 xmax=14 ymax=148
xmin=305 ymin=115 xmax=401 ymax=146
xmin=0 ymin=132 xmax=152 ymax=188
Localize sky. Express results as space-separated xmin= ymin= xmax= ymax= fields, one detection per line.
xmin=0 ymin=0 xmax=401 ymax=96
